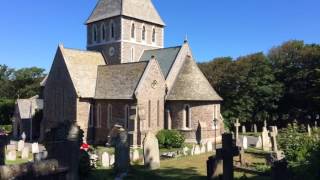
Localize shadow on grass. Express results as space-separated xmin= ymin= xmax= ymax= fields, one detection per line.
xmin=85 ymin=165 xmax=206 ymax=180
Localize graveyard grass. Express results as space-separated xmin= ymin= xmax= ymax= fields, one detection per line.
xmin=87 ymin=150 xmax=271 ymax=180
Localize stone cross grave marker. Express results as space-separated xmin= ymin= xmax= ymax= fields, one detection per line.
xmin=143 ymin=132 xmax=160 ymax=170
xmin=234 ymin=119 xmax=241 ymax=144
xmin=242 ymin=126 xmax=246 ymax=133
xmin=101 ymin=152 xmax=110 ymax=168
xmin=307 ymin=124 xmax=312 ymax=137
xmin=21 ymin=147 xmax=30 ymax=159
xmin=254 ymin=124 xmax=258 ymax=133
xmin=17 ymin=140 xmax=25 ymax=152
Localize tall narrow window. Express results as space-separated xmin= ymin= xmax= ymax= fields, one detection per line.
xmin=89 ymin=104 xmax=94 ymax=127
xmin=110 ymin=22 xmax=115 ymax=39
xmin=152 ymin=28 xmax=156 ymax=43
xmin=131 ymin=47 xmax=134 ymax=62
xmin=184 ymin=105 xmax=191 ymax=129
xmin=125 ymin=105 xmax=130 ymax=129
xmin=131 ymin=23 xmax=135 ymax=39
xmin=93 ymin=25 xmax=98 ymax=42
xmin=108 ymin=104 xmax=112 ymax=128
xmin=101 ymin=23 xmax=107 ymax=41
xmin=97 ymin=104 xmax=101 ymax=128
xmin=142 ymin=26 xmax=146 ymax=41
xmin=157 ymin=100 xmax=160 ymax=127
xmin=148 ymin=100 xmax=151 ymax=128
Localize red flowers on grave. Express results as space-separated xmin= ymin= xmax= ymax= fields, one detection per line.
xmin=81 ymin=143 xmax=90 ymax=151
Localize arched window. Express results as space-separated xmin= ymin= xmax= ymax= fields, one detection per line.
xmin=107 ymin=104 xmax=112 ymax=128
xmin=125 ymin=105 xmax=130 ymax=129
xmin=89 ymin=103 xmax=94 ymax=127
xmin=101 ymin=23 xmax=107 ymax=41
xmin=142 ymin=26 xmax=146 ymax=41
xmin=110 ymin=22 xmax=115 ymax=39
xmin=184 ymin=105 xmax=191 ymax=129
xmin=131 ymin=47 xmax=135 ymax=62
xmin=131 ymin=23 xmax=135 ymax=39
xmin=152 ymin=28 xmax=156 ymax=43
xmin=93 ymin=25 xmax=98 ymax=42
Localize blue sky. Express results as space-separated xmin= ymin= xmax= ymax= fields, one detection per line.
xmin=0 ymin=0 xmax=319 ymax=71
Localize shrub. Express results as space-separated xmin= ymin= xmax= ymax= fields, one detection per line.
xmin=156 ymin=130 xmax=185 ymax=149
xmin=79 ymin=149 xmax=91 ymax=178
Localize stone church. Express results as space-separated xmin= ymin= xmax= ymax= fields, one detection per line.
xmin=41 ymin=0 xmax=224 ymax=146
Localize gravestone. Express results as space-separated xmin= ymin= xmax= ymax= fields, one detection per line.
xmin=21 ymin=147 xmax=29 ymax=159
xmin=6 ymin=150 xmax=16 ymax=161
xmin=274 ymin=126 xmax=278 ymax=135
xmin=262 ymin=127 xmax=271 ymax=151
xmin=200 ymin=143 xmax=206 ymax=154
xmin=268 ymin=126 xmax=285 ymax=162
xmin=315 ymin=121 xmax=318 ymax=130
xmin=191 ymin=145 xmax=195 ymax=156
xmin=183 ymin=147 xmax=189 ymax=156
xmin=6 ymin=144 xmax=16 ymax=152
xmin=264 ymin=120 xmax=267 ymax=128
xmin=21 ymin=132 xmax=26 ymax=141
xmin=207 ymin=141 xmax=213 ymax=152
xmin=17 ymin=140 xmax=25 ymax=152
xmin=110 ymin=154 xmax=115 ymax=166
xmin=102 ymin=152 xmax=110 ymax=168
xmin=242 ymin=126 xmax=246 ymax=133
xmin=242 ymin=136 xmax=248 ymax=150
xmin=32 ymin=142 xmax=39 ymax=153
xmin=253 ymin=124 xmax=258 ymax=133
xmin=131 ymin=149 xmax=139 ymax=162
xmin=239 ymin=148 xmax=246 ymax=166
xmin=194 ymin=145 xmax=201 ymax=155
xmin=143 ymin=132 xmax=160 ymax=170
xmin=255 ymin=136 xmax=262 ymax=148
xmin=207 ymin=133 xmax=241 ymax=180
xmin=234 ymin=119 xmax=241 ymax=144
xmin=307 ymin=124 xmax=312 ymax=136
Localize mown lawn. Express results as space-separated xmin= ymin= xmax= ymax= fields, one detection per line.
xmin=86 ymin=149 xmax=271 ymax=180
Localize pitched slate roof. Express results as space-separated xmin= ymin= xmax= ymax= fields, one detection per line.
xmin=60 ymin=46 xmax=106 ymax=98
xmin=167 ymin=56 xmax=223 ymax=101
xmin=95 ymin=62 xmax=148 ymax=99
xmin=86 ymin=0 xmax=165 ymax=26
xmin=17 ymin=96 xmax=43 ymax=119
xmin=140 ymin=46 xmax=181 ymax=78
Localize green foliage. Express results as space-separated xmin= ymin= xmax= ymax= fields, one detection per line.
xmin=156 ymin=130 xmax=185 ymax=149
xmin=0 ymin=99 xmax=15 ymax=125
xmin=79 ymin=149 xmax=91 ymax=178
xmin=0 ymin=125 xmax=12 ymax=133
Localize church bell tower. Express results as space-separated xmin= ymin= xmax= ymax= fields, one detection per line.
xmin=86 ymin=0 xmax=165 ymax=64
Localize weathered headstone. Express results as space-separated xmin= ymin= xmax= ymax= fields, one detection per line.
xmin=143 ymin=132 xmax=160 ymax=170
xmin=32 ymin=142 xmax=39 ymax=153
xmin=315 ymin=121 xmax=318 ymax=130
xmin=183 ymin=147 xmax=189 ymax=156
xmin=269 ymin=126 xmax=278 ymax=152
xmin=110 ymin=154 xmax=115 ymax=166
xmin=255 ymin=136 xmax=262 ymax=148
xmin=254 ymin=124 xmax=258 ymax=133
xmin=17 ymin=140 xmax=25 ymax=152
xmin=102 ymin=152 xmax=110 ymax=168
xmin=242 ymin=126 xmax=246 ymax=133
xmin=200 ymin=143 xmax=206 ymax=154
xmin=242 ymin=136 xmax=248 ymax=150
xmin=307 ymin=124 xmax=312 ymax=137
xmin=274 ymin=126 xmax=278 ymax=135
xmin=194 ymin=145 xmax=201 ymax=155
xmin=264 ymin=120 xmax=267 ymax=128
xmin=6 ymin=144 xmax=16 ymax=152
xmin=206 ymin=141 xmax=213 ymax=152
xmin=262 ymin=127 xmax=271 ymax=151
xmin=21 ymin=147 xmax=29 ymax=159
xmin=131 ymin=149 xmax=140 ymax=162
xmin=21 ymin=132 xmax=26 ymax=141
xmin=239 ymin=148 xmax=246 ymax=166
xmin=191 ymin=145 xmax=195 ymax=156
xmin=234 ymin=119 xmax=241 ymax=144
xmin=6 ymin=150 xmax=16 ymax=161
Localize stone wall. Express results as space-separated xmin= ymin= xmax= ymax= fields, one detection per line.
xmin=41 ymin=49 xmax=77 ymax=140
xmin=166 ymin=101 xmax=223 ymax=144
xmin=135 ymin=59 xmax=166 ymax=145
